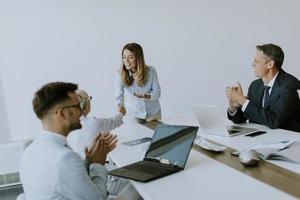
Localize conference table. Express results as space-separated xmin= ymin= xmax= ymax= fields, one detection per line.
xmin=109 ymin=118 xmax=300 ymax=200
xmin=1 ymin=118 xmax=299 ymax=200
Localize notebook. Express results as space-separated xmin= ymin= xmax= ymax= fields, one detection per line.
xmin=192 ymin=105 xmax=257 ymax=137
xmin=109 ymin=124 xmax=198 ymax=182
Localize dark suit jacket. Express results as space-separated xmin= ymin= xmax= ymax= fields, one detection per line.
xmin=228 ymin=69 xmax=300 ymax=132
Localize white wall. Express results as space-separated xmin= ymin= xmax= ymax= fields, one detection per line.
xmin=0 ymin=74 xmax=11 ymax=141
xmin=1 ymin=0 xmax=300 ymax=139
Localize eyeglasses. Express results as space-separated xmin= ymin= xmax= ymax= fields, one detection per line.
xmin=61 ymin=103 xmax=82 ymax=111
xmin=254 ymin=58 xmax=272 ymax=65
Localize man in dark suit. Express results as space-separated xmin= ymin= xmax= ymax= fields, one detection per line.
xmin=226 ymin=44 xmax=300 ymax=132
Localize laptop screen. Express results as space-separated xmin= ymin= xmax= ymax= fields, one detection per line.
xmin=145 ymin=124 xmax=198 ymax=168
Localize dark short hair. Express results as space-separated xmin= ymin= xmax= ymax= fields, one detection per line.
xmin=32 ymin=82 xmax=78 ymax=119
xmin=256 ymin=44 xmax=284 ymax=69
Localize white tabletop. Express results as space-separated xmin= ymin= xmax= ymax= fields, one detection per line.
xmin=109 ymin=121 xmax=298 ymax=200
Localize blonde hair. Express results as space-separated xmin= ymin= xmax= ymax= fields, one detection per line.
xmin=75 ymin=89 xmax=89 ymax=109
xmin=120 ymin=43 xmax=147 ymax=87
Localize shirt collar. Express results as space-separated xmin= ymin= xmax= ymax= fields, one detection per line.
xmin=265 ymin=71 xmax=279 ymax=88
xmin=129 ymin=70 xmax=137 ymax=78
xmin=40 ymin=129 xmax=67 ymax=146
xmin=129 ymin=70 xmax=133 ymax=77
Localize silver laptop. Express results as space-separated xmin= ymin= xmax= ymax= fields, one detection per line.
xmin=192 ymin=105 xmax=257 ymax=137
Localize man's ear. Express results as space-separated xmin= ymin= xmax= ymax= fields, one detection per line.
xmin=267 ymin=59 xmax=275 ymax=69
xmin=56 ymin=107 xmax=66 ymax=118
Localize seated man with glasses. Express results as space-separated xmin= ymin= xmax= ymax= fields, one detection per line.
xmin=226 ymin=44 xmax=300 ymax=132
xmin=19 ymin=82 xmax=117 ymax=200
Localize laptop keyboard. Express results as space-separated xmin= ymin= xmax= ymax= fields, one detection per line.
xmin=124 ymin=161 xmax=177 ymax=175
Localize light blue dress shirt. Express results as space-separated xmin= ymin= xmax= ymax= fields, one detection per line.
xmin=115 ymin=66 xmax=161 ymax=119
xmin=20 ymin=130 xmax=108 ymax=200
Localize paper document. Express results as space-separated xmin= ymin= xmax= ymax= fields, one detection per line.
xmin=235 ymin=139 xmax=299 ymax=163
xmin=194 ymin=136 xmax=226 ymax=152
xmin=275 ymin=142 xmax=300 ymax=163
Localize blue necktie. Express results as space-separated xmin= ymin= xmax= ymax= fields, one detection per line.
xmin=263 ymin=86 xmax=271 ymax=107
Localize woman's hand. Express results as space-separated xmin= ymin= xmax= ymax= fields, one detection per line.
xmin=117 ymin=104 xmax=126 ymax=115
xmin=134 ymin=92 xmax=151 ymax=100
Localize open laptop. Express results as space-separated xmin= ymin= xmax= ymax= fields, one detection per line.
xmin=109 ymin=124 xmax=198 ymax=182
xmin=192 ymin=105 xmax=257 ymax=137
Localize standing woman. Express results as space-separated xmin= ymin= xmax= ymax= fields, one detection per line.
xmin=115 ymin=42 xmax=161 ymax=122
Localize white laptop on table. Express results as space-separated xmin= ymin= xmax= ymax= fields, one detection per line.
xmin=192 ymin=105 xmax=257 ymax=137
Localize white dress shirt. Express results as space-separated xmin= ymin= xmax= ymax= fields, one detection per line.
xmin=115 ymin=66 xmax=161 ymax=119
xmin=20 ymin=130 xmax=108 ymax=200
xmin=242 ymin=71 xmax=279 ymax=111
xmin=67 ymin=114 xmax=123 ymax=159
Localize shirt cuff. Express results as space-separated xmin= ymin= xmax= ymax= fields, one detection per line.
xmin=116 ymin=112 xmax=124 ymax=117
xmin=89 ymin=163 xmax=108 ymax=177
xmin=241 ymin=99 xmax=250 ymax=112
xmin=115 ymin=101 xmax=124 ymax=106
xmin=228 ymin=108 xmax=238 ymax=116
